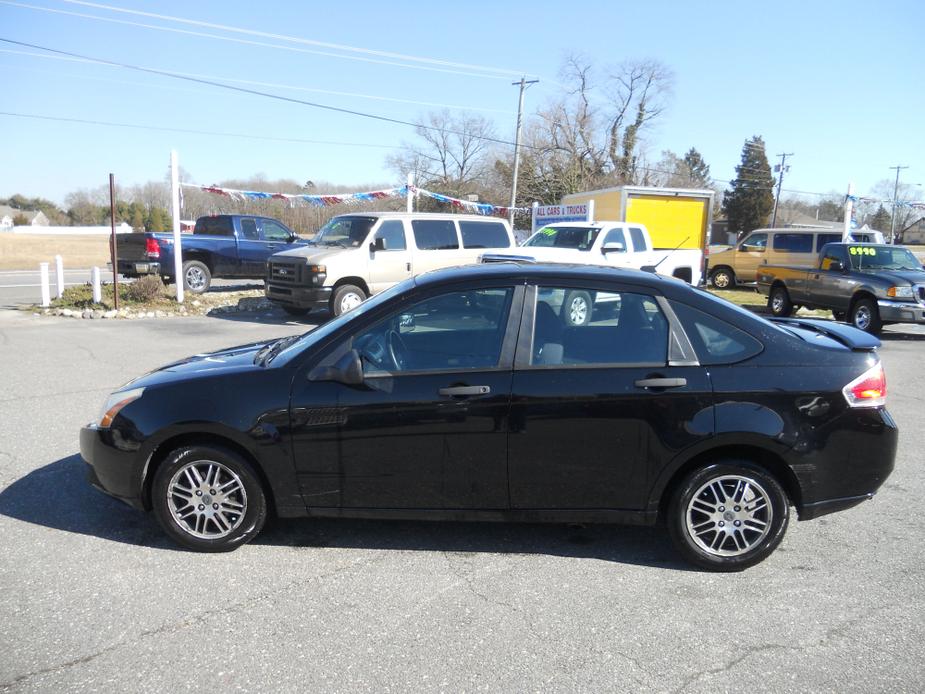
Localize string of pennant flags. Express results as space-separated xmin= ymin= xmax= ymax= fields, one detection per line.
xmin=179 ymin=182 xmax=531 ymax=216
xmin=846 ymin=194 xmax=925 ymax=210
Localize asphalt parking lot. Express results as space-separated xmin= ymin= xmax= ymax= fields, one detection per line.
xmin=0 ymin=307 xmax=923 ymax=692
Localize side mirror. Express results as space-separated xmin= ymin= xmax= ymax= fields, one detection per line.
xmin=288 ymin=233 xmax=298 ymax=243
xmin=398 ymin=312 xmax=415 ymax=332
xmin=369 ymin=237 xmax=387 ymax=253
xmin=602 ymin=241 xmax=625 ymax=254
xmin=829 ymin=260 xmax=844 ymax=272
xmin=307 ymin=349 xmax=364 ymax=386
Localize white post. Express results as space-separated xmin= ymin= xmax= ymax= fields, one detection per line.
xmin=406 ymin=172 xmax=414 ymax=213
xmin=91 ymin=267 xmax=101 ymax=304
xmin=54 ymin=254 xmax=64 ymax=298
xmin=531 ymin=201 xmax=539 ymax=234
xmin=588 ymin=199 xmax=595 ymax=223
xmin=170 ymin=150 xmax=184 ymax=303
xmin=39 ymin=262 xmax=50 ymax=307
xmin=843 ymin=182 xmax=854 ymax=241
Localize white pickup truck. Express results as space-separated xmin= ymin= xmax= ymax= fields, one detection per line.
xmin=508 ymin=221 xmax=705 ymax=286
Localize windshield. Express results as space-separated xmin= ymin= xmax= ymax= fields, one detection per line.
xmin=847 ymin=245 xmax=923 ymax=271
xmin=268 ymin=278 xmax=414 ymax=365
xmin=523 ymin=225 xmax=601 ymax=251
xmin=313 ymin=216 xmax=377 ymax=248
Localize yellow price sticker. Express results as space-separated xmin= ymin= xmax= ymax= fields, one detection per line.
xmin=848 ymin=246 xmax=876 ymax=256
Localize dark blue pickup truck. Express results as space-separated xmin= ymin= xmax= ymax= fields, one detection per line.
xmin=116 ymin=215 xmax=309 ymax=293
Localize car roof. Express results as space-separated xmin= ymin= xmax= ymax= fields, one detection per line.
xmin=529 ymin=221 xmax=622 ymax=229
xmin=412 ymin=261 xmax=679 ymax=291
xmin=333 ymin=211 xmax=511 ymax=222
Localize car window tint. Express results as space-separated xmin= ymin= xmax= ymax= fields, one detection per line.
xmin=412 ymin=220 xmax=459 ymax=250
xmin=531 ymin=288 xmax=667 ymax=366
xmin=670 ymin=300 xmax=762 ymax=365
xmin=262 ymin=220 xmax=291 ymax=241
xmin=815 ymin=233 xmax=842 ymax=252
xmin=194 ymin=217 xmax=234 ymax=236
xmin=602 ymin=228 xmax=627 ymax=250
xmin=354 ymin=288 xmax=513 ymax=374
xmin=374 ymin=220 xmax=407 ymax=250
xmin=524 ymin=226 xmax=601 ymax=251
xmin=240 ymin=218 xmax=258 ymax=240
xmin=740 ymin=233 xmax=767 ymax=251
xmin=773 ymin=233 xmax=813 ymax=253
xmin=629 ymin=227 xmax=647 ymax=251
xmin=459 ymin=221 xmax=510 ymax=249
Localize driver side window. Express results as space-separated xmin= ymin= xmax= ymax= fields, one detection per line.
xmin=352 ymin=288 xmax=513 ymax=374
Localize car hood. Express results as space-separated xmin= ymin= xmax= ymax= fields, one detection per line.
xmin=271 ymin=245 xmax=346 ymax=264
xmin=122 ymin=339 xmax=276 ymax=389
xmin=856 ymin=268 xmax=925 ymax=284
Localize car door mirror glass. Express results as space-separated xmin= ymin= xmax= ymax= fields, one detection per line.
xmin=371 ymin=237 xmax=387 ymax=253
xmin=602 ymin=241 xmax=625 ymax=253
xmin=398 ymin=313 xmax=415 ymax=333
xmin=308 ymin=349 xmax=364 ymax=385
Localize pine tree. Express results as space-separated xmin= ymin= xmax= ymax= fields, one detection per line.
xmin=722 ymin=136 xmax=775 ymax=234
xmin=681 ymin=148 xmax=712 ymax=187
xmin=868 ymin=205 xmax=891 ymax=232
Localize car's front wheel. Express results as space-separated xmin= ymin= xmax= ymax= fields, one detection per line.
xmin=330 ymin=284 xmax=367 ymax=317
xmin=710 ymin=267 xmax=735 ymax=289
xmin=152 ymin=445 xmax=267 ymax=552
xmin=667 ymin=461 xmax=789 ymax=571
xmin=850 ymin=298 xmax=882 ymax=335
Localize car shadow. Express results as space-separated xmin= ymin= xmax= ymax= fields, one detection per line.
xmin=0 ymin=455 xmax=691 ymax=570
xmin=880 ymin=329 xmax=925 ymax=341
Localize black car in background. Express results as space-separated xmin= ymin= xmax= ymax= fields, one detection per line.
xmin=80 ymin=264 xmax=897 ymax=571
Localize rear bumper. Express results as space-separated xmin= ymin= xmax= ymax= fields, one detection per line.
xmin=265 ymin=284 xmax=332 ymax=310
xmin=877 ymin=299 xmax=925 ymax=324
xmin=80 ymin=425 xmax=146 ymax=510
xmin=798 ymin=493 xmax=874 ymax=521
xmin=117 ymin=260 xmax=161 ymax=277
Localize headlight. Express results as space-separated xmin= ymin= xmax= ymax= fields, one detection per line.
xmin=97 ymin=387 xmax=145 ymax=428
xmin=886 ymin=286 xmax=914 ymax=298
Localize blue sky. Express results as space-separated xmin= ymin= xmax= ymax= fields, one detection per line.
xmin=1 ymin=0 xmax=922 ymax=206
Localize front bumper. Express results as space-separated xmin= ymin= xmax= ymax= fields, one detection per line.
xmin=265 ymin=284 xmax=333 ymax=310
xmin=877 ymin=299 xmax=925 ymax=324
xmin=79 ymin=425 xmax=146 ymax=510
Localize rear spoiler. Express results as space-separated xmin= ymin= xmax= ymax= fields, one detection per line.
xmin=769 ymin=318 xmax=881 ymax=351
xmin=479 ymin=253 xmax=537 ymax=264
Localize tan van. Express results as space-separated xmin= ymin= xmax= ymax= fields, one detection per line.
xmin=709 ymin=228 xmax=848 ymax=288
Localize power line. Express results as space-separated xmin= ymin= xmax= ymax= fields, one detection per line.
xmin=0 ymin=110 xmax=401 ymax=149
xmin=0 ymin=37 xmax=530 ymax=150
xmin=1 ymin=0 xmax=524 ymax=81
xmin=0 ymin=51 xmax=514 ymax=114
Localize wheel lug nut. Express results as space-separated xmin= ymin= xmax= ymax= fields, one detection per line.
xmin=718 ymin=506 xmax=725 ymax=512
xmin=735 ymin=506 xmax=741 ymax=512
xmin=198 ymin=504 xmax=204 ymax=510
xmin=718 ymin=521 xmax=725 ymax=527
xmin=734 ymin=520 xmax=741 ymax=527
xmin=212 ymin=503 xmax=218 ymax=509
xmin=196 ymin=490 xmax=202 ymax=496
xmin=210 ymin=489 xmax=216 ymax=495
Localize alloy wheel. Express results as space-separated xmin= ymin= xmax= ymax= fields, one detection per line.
xmin=854 ymin=305 xmax=871 ymax=330
xmin=166 ymin=460 xmax=248 ymax=539
xmin=186 ymin=267 xmax=206 ymax=291
xmin=685 ymin=475 xmax=773 ymax=557
xmin=568 ymin=296 xmax=589 ymax=325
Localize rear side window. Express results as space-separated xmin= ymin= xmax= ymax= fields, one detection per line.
xmin=194 ymin=217 xmax=234 ymax=236
xmin=670 ymin=301 xmax=762 ymax=365
xmin=629 ymin=227 xmax=647 ymax=251
xmin=815 ymin=233 xmax=842 ymax=251
xmin=773 ymin=233 xmax=813 ymax=253
xmin=459 ymin=221 xmax=510 ymax=249
xmin=240 ymin=218 xmax=258 ymax=240
xmin=412 ymin=220 xmax=459 ymax=250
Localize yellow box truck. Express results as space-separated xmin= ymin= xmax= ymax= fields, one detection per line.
xmin=561 ymin=186 xmax=714 ymax=251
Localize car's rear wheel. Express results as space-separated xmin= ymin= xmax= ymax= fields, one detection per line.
xmin=769 ymin=286 xmax=793 ymax=317
xmin=182 ymin=260 xmax=212 ymax=294
xmin=710 ymin=267 xmax=735 ymax=289
xmin=152 ymin=445 xmax=267 ymax=552
xmin=331 ymin=284 xmax=366 ymax=317
xmin=850 ymin=298 xmax=882 ymax=335
xmin=668 ymin=461 xmax=789 ymax=571
xmin=562 ymin=290 xmax=593 ymax=326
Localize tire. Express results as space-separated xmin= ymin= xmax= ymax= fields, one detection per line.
xmin=182 ymin=260 xmax=212 ymax=294
xmin=667 ymin=461 xmax=790 ymax=572
xmin=151 ymin=445 xmax=267 ymax=552
xmin=330 ymin=284 xmax=366 ymax=317
xmin=768 ymin=286 xmax=793 ymax=317
xmin=282 ymin=306 xmax=310 ymax=317
xmin=562 ymin=290 xmax=593 ymax=326
xmin=832 ymin=310 xmax=847 ymax=322
xmin=850 ymin=297 xmax=882 ymax=335
xmin=710 ymin=267 xmax=735 ymax=290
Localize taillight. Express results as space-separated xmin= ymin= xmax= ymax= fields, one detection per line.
xmin=843 ymin=362 xmax=886 ymax=408
xmin=145 ymin=237 xmax=161 ymax=258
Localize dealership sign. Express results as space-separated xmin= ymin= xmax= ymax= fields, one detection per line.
xmin=531 ymin=202 xmax=593 ymax=232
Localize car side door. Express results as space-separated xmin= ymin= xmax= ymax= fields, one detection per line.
xmin=289 ymin=284 xmax=522 ymax=510
xmin=367 ymin=219 xmax=413 ymax=294
xmin=732 ymin=232 xmax=767 ymax=282
xmin=508 ymin=282 xmax=713 ymax=511
xmin=232 ymin=217 xmax=264 ymax=277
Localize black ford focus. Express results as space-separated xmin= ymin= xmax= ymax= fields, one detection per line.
xmin=81 ymin=264 xmax=897 ymax=571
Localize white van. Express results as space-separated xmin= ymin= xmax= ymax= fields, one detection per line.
xmin=265 ymin=212 xmax=517 ymax=316
xmin=708 ymin=227 xmax=884 ymax=288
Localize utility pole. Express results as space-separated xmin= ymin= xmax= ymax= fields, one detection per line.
xmin=888 ymin=165 xmax=909 ymax=244
xmin=509 ymin=76 xmax=539 ymax=228
xmin=770 ymin=152 xmax=794 ymax=228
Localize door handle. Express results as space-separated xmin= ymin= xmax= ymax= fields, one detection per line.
xmin=406 ymin=262 xmax=411 ymax=272
xmin=634 ymin=377 xmax=687 ymax=389
xmin=439 ymin=385 xmax=491 ymax=397
xmin=267 ymin=244 xmax=279 ymax=250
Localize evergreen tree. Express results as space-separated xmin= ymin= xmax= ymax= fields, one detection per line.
xmin=722 ymin=136 xmax=774 ymax=234
xmin=868 ymin=204 xmax=891 ymax=232
xmin=681 ymin=148 xmax=712 ymax=187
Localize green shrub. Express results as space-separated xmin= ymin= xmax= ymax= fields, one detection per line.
xmin=126 ymin=274 xmax=166 ymax=302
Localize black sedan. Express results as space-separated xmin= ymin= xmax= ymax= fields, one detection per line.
xmin=81 ymin=264 xmax=897 ymax=571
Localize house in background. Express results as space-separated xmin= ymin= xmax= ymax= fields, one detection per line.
xmin=0 ymin=205 xmax=50 ymax=229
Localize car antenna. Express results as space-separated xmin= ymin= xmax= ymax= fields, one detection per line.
xmin=642 ymin=236 xmax=690 ymax=273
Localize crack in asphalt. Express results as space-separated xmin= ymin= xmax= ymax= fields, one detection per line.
xmin=0 ymin=553 xmax=385 ymax=691
xmin=670 ymin=606 xmax=887 ymax=693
